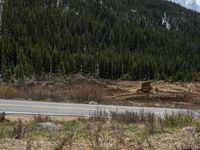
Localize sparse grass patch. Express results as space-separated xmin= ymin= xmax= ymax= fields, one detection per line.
xmin=110 ymin=111 xmax=140 ymax=124
xmin=193 ymin=120 xmax=200 ymax=133
xmin=144 ymin=113 xmax=156 ymax=135
xmin=160 ymin=111 xmax=194 ymax=129
xmin=0 ymin=111 xmax=200 ymax=149
xmin=55 ymin=122 xmax=78 ymax=150
xmin=89 ymin=110 xmax=109 ymax=123
xmin=33 ymin=114 xmax=52 ymax=123
xmin=11 ymin=119 xmax=27 ymax=139
xmin=0 ymin=121 xmax=16 ymax=127
xmin=0 ymin=120 xmax=16 ymax=139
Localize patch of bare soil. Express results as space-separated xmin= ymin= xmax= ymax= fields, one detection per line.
xmin=5 ymin=114 xmax=79 ymax=122
xmin=105 ymin=80 xmax=200 ymax=108
xmin=0 ymin=138 xmax=55 ymax=150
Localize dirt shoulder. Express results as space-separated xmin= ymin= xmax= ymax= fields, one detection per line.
xmin=5 ymin=114 xmax=79 ymax=122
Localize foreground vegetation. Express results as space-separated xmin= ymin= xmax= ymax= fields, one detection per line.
xmin=0 ymin=111 xmax=200 ymax=149
xmin=1 ymin=0 xmax=200 ymax=81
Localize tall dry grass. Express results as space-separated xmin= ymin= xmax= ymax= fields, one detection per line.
xmin=11 ymin=119 xmax=26 ymax=139
xmin=69 ymin=86 xmax=105 ymax=103
xmin=0 ymin=85 xmax=23 ymax=99
xmin=0 ymin=83 xmax=106 ymax=103
xmin=90 ymin=110 xmax=196 ymax=135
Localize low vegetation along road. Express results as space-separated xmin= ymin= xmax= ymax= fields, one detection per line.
xmin=0 ymin=99 xmax=192 ymax=117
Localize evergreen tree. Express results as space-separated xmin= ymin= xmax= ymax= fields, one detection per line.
xmin=0 ymin=0 xmax=200 ymax=81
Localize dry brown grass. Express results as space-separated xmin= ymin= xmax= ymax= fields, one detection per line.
xmin=22 ymin=85 xmax=69 ymax=101
xmin=0 ymin=85 xmax=23 ymax=99
xmin=0 ymin=111 xmax=200 ymax=150
xmin=0 ymin=84 xmax=69 ymax=101
xmin=69 ymin=86 xmax=105 ymax=103
xmin=33 ymin=115 xmax=52 ymax=123
xmin=11 ymin=119 xmax=27 ymax=139
xmin=0 ymin=81 xmax=106 ymax=103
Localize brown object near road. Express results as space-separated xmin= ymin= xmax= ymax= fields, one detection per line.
xmin=137 ymin=81 xmax=153 ymax=94
xmin=0 ymin=112 xmax=9 ymax=122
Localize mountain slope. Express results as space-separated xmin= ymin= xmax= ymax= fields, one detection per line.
xmin=0 ymin=0 xmax=200 ymax=81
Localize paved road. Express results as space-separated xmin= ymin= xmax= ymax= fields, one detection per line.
xmin=0 ymin=99 xmax=193 ymax=117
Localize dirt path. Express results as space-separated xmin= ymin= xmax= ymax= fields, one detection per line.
xmin=5 ymin=114 xmax=79 ymax=122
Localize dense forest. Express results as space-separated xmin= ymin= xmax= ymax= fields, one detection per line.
xmin=0 ymin=0 xmax=200 ymax=81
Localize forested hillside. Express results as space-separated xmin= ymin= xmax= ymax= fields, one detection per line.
xmin=1 ymin=0 xmax=200 ymax=81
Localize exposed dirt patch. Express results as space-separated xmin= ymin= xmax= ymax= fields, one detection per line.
xmin=0 ymin=138 xmax=55 ymax=150
xmin=104 ymin=80 xmax=200 ymax=108
xmin=5 ymin=114 xmax=79 ymax=122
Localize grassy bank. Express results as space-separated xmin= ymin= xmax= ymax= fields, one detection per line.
xmin=0 ymin=111 xmax=200 ymax=149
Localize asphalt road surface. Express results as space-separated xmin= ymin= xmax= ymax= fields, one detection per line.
xmin=0 ymin=99 xmax=193 ymax=117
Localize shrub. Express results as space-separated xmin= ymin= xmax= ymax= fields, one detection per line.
xmin=162 ymin=111 xmax=194 ymax=128
xmin=144 ymin=113 xmax=156 ymax=135
xmin=110 ymin=110 xmax=148 ymax=124
xmin=89 ymin=110 xmax=109 ymax=123
xmin=26 ymin=136 xmax=34 ymax=150
xmin=110 ymin=111 xmax=139 ymax=124
xmin=111 ymin=123 xmax=127 ymax=145
xmin=84 ymin=121 xmax=104 ymax=150
xmin=54 ymin=121 xmax=78 ymax=150
xmin=11 ymin=119 xmax=26 ymax=139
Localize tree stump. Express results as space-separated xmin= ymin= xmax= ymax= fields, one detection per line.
xmin=137 ymin=82 xmax=153 ymax=94
xmin=0 ymin=112 xmax=6 ymax=122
